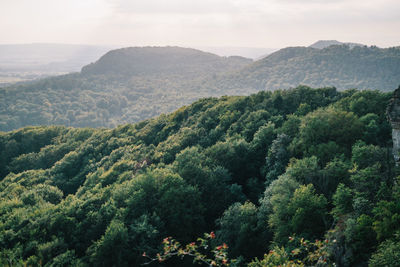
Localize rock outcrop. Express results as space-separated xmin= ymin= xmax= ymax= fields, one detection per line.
xmin=387 ymin=85 xmax=400 ymax=164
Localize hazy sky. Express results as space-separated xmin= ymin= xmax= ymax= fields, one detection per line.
xmin=1 ymin=0 xmax=399 ymax=48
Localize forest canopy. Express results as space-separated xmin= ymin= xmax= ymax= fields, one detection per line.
xmin=1 ymin=86 xmax=399 ymax=266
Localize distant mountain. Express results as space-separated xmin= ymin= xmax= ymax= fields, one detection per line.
xmin=309 ymin=40 xmax=364 ymax=49
xmin=81 ymin=46 xmax=252 ymax=77
xmin=1 ymin=44 xmax=399 ymax=131
xmin=195 ymin=46 xmax=277 ymax=59
xmin=216 ymin=44 xmax=400 ymax=91
xmin=0 ymin=47 xmax=252 ymax=131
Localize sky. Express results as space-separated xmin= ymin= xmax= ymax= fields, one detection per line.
xmin=0 ymin=0 xmax=399 ymax=49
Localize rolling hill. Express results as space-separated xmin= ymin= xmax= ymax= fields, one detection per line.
xmin=216 ymin=44 xmax=400 ymax=91
xmin=81 ymin=46 xmax=252 ymax=78
xmin=0 ymin=44 xmax=399 ymax=131
xmin=0 ymin=47 xmax=252 ymax=131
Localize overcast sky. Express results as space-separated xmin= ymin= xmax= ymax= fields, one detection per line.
xmin=0 ymin=0 xmax=399 ymax=48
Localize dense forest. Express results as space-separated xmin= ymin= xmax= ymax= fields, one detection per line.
xmin=0 ymin=47 xmax=252 ymax=131
xmin=1 ymin=45 xmax=400 ymax=132
xmin=218 ymin=45 xmax=400 ymax=91
xmin=1 ymin=86 xmax=399 ymax=266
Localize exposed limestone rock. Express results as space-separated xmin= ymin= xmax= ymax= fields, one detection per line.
xmin=387 ymin=85 xmax=400 ymax=164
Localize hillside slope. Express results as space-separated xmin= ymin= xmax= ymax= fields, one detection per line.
xmin=81 ymin=46 xmax=251 ymax=77
xmin=1 ymin=44 xmax=399 ymax=131
xmin=0 ymin=86 xmax=397 ymax=266
xmin=218 ymin=45 xmax=400 ymax=91
xmin=0 ymin=47 xmax=252 ymax=131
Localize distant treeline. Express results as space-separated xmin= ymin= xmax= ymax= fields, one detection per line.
xmin=1 ymin=45 xmax=399 ymax=131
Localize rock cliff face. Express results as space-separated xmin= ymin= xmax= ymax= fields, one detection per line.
xmin=387 ymin=86 xmax=400 ymax=164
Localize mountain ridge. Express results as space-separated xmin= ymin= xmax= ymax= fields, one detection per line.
xmin=81 ymin=46 xmax=252 ymax=77
xmin=216 ymin=44 xmax=400 ymax=91
xmin=0 ymin=44 xmax=399 ymax=131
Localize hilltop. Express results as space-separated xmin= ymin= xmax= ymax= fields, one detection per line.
xmin=81 ymin=46 xmax=252 ymax=78
xmin=309 ymin=40 xmax=364 ymax=49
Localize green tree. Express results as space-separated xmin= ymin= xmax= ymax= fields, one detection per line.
xmin=287 ymin=184 xmax=328 ymax=240
xmin=260 ymin=175 xmax=299 ymax=243
xmin=216 ymin=202 xmax=269 ymax=260
xmin=89 ymin=220 xmax=129 ymax=267
xmin=369 ymin=234 xmax=400 ymax=267
xmin=332 ymin=184 xmax=353 ymax=219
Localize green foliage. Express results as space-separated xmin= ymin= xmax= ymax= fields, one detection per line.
xmin=344 ymin=215 xmax=377 ymax=263
xmin=332 ymin=184 xmax=353 ymax=218
xmin=146 ymin=234 xmax=333 ymax=267
xmin=121 ymin=168 xmax=206 ymax=243
xmin=143 ymin=232 xmax=231 ymax=266
xmin=216 ymin=202 xmax=269 ymax=259
xmin=350 ymin=166 xmax=383 ymax=202
xmin=373 ymin=200 xmax=400 ymax=241
xmin=369 ymin=234 xmax=400 ymax=267
xmin=351 ymin=141 xmax=388 ymax=170
xmin=287 ymin=185 xmax=328 ymax=240
xmin=249 ymin=237 xmax=332 ymax=267
xmin=261 ymin=174 xmax=300 ymax=243
xmin=0 ymin=86 xmax=396 ymax=266
xmin=263 ymin=133 xmax=291 ymax=186
xmin=285 ymin=156 xmax=321 ymax=187
xmin=293 ymin=107 xmax=363 ymax=158
xmin=89 ymin=219 xmax=129 ymax=267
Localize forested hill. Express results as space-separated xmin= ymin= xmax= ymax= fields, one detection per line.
xmin=216 ymin=44 xmax=400 ymax=91
xmin=1 ymin=86 xmax=399 ymax=266
xmin=1 ymin=45 xmax=400 ymax=132
xmin=0 ymin=47 xmax=252 ymax=132
xmin=81 ymin=46 xmax=252 ymax=77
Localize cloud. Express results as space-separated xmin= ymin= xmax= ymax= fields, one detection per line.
xmin=106 ymin=0 xmax=400 ymax=23
xmin=108 ymin=0 xmax=240 ymax=14
xmin=96 ymin=0 xmax=400 ymax=47
xmin=0 ymin=0 xmax=399 ymax=47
